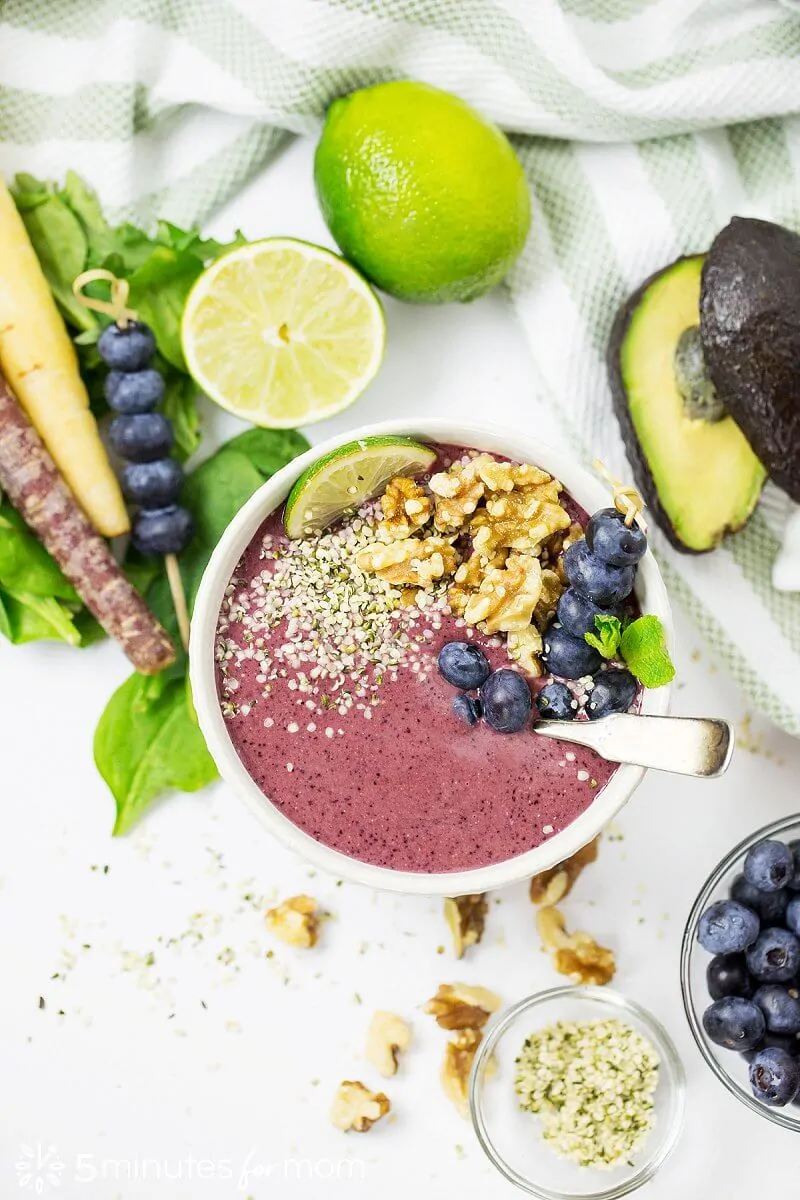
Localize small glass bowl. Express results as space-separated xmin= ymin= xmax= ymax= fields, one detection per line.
xmin=468 ymin=986 xmax=685 ymax=1199
xmin=680 ymin=812 xmax=800 ymax=1132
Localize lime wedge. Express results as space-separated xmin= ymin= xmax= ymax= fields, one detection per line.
xmin=284 ymin=436 xmax=437 ymax=538
xmin=181 ymin=238 xmax=385 ymax=428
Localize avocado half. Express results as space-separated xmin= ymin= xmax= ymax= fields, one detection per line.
xmin=608 ymin=255 xmax=766 ymax=553
xmin=701 ymin=217 xmax=800 ymax=503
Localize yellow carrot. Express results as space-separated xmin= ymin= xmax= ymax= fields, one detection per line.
xmin=0 ymin=176 xmax=129 ymax=537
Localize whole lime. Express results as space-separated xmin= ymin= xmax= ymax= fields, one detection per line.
xmin=314 ymin=81 xmax=531 ymax=304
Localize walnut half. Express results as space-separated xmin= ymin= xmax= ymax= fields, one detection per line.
xmin=424 ymin=982 xmax=502 ymax=1031
xmin=536 ymin=905 xmax=615 ymax=986
xmin=265 ymin=894 xmax=320 ymax=948
xmin=529 ymin=837 xmax=600 ymax=907
xmin=444 ymin=895 xmax=488 ymax=959
xmin=441 ymin=1028 xmax=483 ymax=1116
xmin=380 ymin=476 xmax=433 ymax=539
xmin=356 ymin=535 xmax=459 ymax=587
xmin=365 ymin=1011 xmax=412 ymax=1078
xmin=330 ymin=1081 xmax=390 ymax=1132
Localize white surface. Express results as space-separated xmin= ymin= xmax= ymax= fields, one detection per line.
xmin=2 ymin=137 xmax=798 ymax=1199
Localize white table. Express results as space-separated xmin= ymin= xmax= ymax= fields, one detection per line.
xmin=2 ymin=137 xmax=797 ymax=1199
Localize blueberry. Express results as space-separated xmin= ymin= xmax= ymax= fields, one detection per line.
xmin=563 ymin=541 xmax=636 ymax=607
xmin=585 ymin=670 xmax=638 ymax=720
xmin=586 ymin=507 xmax=647 ymax=567
xmin=98 ymin=320 xmax=156 ymax=371
xmin=743 ymin=840 xmax=795 ymax=892
xmin=121 ymin=458 xmax=184 ymax=508
xmin=132 ymin=505 xmax=194 ymax=556
xmin=541 ymin=625 xmax=601 ymax=680
xmin=536 ymin=682 xmax=577 ymax=721
xmin=787 ymin=840 xmax=800 ymax=890
xmin=747 ymin=928 xmax=800 ymax=983
xmin=437 ymin=642 xmax=491 ymax=690
xmin=761 ymin=1032 xmax=800 ymax=1056
xmin=556 ymin=588 xmax=620 ymax=639
xmin=452 ymin=694 xmax=481 ymax=727
xmin=702 ymin=996 xmax=765 ymax=1051
xmin=749 ymin=1047 xmax=800 ymax=1106
xmin=479 ymin=669 xmax=532 ymax=734
xmin=786 ymin=897 xmax=800 ymax=938
xmin=706 ymin=953 xmax=755 ymax=1001
xmin=105 ymin=368 xmax=165 ymax=414
xmin=109 ymin=413 xmax=173 ymax=463
xmin=697 ymin=900 xmax=760 ymax=955
xmin=731 ymin=874 xmax=789 ymax=925
xmin=754 ymin=985 xmax=800 ymax=1035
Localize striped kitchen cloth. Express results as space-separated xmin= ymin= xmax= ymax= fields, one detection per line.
xmin=1 ymin=0 xmax=800 ymax=731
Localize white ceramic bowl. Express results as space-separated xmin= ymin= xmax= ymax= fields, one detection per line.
xmin=190 ymin=419 xmax=673 ymax=896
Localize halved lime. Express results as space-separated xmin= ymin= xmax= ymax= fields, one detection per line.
xmin=284 ymin=436 xmax=437 ymax=538
xmin=181 ymin=238 xmax=385 ymax=428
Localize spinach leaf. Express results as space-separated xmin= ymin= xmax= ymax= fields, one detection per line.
xmin=0 ymin=504 xmax=78 ymax=600
xmin=0 ymin=589 xmax=81 ymax=645
xmin=127 ymin=247 xmax=204 ymax=371
xmin=61 ymin=170 xmax=117 ymax=263
xmin=161 ymin=371 xmax=202 ymax=461
xmin=94 ymin=673 xmax=217 ymax=836
xmin=0 ymin=593 xmax=11 ymax=641
xmin=222 ymin=428 xmax=310 ymax=479
xmin=13 ymin=181 xmax=94 ymax=332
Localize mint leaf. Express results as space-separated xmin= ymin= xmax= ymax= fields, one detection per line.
xmin=584 ymin=614 xmax=622 ymax=659
xmin=619 ymin=614 xmax=675 ymax=688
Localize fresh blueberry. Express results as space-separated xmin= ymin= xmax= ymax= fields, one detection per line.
xmin=706 ymin=953 xmax=755 ymax=1001
xmin=109 ymin=413 xmax=173 ymax=463
xmin=98 ymin=320 xmax=156 ymax=371
xmin=787 ymin=840 xmax=800 ymax=890
xmin=702 ymin=996 xmax=765 ymax=1051
xmin=563 ymin=541 xmax=636 ymax=607
xmin=731 ymin=874 xmax=789 ymax=925
xmin=697 ymin=899 xmax=760 ymax=955
xmin=754 ymin=985 xmax=800 ymax=1035
xmin=437 ymin=642 xmax=491 ymax=690
xmin=536 ymin=682 xmax=577 ymax=721
xmin=132 ymin=505 xmax=194 ymax=556
xmin=743 ymin=840 xmax=795 ymax=892
xmin=541 ymin=625 xmax=601 ymax=680
xmin=786 ymin=897 xmax=800 ymax=938
xmin=452 ymin=694 xmax=481 ymax=727
xmin=747 ymin=928 xmax=800 ymax=983
xmin=585 ymin=670 xmax=638 ymax=720
xmin=556 ymin=588 xmax=620 ymax=639
xmin=479 ymin=669 xmax=532 ymax=734
xmin=586 ymin=507 xmax=647 ymax=567
xmin=105 ymin=368 xmax=165 ymax=414
xmin=121 ymin=458 xmax=184 ymax=508
xmin=749 ymin=1047 xmax=800 ymax=1106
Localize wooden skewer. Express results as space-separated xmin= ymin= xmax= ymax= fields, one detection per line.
xmin=166 ymin=553 xmax=190 ymax=651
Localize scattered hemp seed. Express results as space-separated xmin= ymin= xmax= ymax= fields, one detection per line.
xmin=514 ymin=1019 xmax=659 ymax=1168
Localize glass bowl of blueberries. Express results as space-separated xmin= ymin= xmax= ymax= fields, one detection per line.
xmin=681 ymin=814 xmax=800 ymax=1129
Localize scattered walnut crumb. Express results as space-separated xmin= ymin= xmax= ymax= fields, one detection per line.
xmin=265 ymin=895 xmax=320 ymax=948
xmin=537 ymin=906 xmax=615 ymax=986
xmin=365 ymin=1011 xmax=412 ymax=1077
xmin=330 ymin=1081 xmax=391 ymax=1132
xmin=529 ymin=837 xmax=600 ymax=907
xmin=424 ymin=982 xmax=502 ymax=1031
xmin=444 ymin=894 xmax=488 ymax=959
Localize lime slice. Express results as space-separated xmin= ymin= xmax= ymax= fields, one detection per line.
xmin=181 ymin=238 xmax=385 ymax=428
xmin=284 ymin=436 xmax=437 ymax=538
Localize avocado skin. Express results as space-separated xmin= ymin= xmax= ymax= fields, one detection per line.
xmin=701 ymin=216 xmax=800 ymax=502
xmin=608 ymin=257 xmax=709 ymax=554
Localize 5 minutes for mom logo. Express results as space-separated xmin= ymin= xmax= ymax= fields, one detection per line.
xmin=15 ymin=1144 xmax=65 ymax=1193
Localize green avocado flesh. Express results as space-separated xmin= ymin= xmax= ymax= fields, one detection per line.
xmin=610 ymin=255 xmax=766 ymax=554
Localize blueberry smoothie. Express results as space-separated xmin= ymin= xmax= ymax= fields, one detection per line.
xmin=215 ymin=443 xmax=643 ymax=874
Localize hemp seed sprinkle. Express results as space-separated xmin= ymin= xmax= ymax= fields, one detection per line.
xmin=514 ymin=1018 xmax=659 ymax=1169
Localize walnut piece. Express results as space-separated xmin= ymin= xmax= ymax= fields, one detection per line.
xmin=441 ymin=1028 xmax=483 ymax=1116
xmin=537 ymin=905 xmax=615 ymax=987
xmin=449 ymin=548 xmax=508 ymax=616
xmin=530 ymin=837 xmax=600 ymax=907
xmin=330 ymin=1081 xmax=391 ymax=1132
xmin=444 ymin=894 xmax=488 ymax=959
xmin=471 ymin=478 xmax=570 ymax=556
xmin=424 ymin=982 xmax=502 ymax=1031
xmin=533 ymin=567 xmax=565 ymax=633
xmin=365 ymin=1011 xmax=412 ymax=1078
xmin=380 ymin=476 xmax=433 ymax=539
xmin=265 ymin=894 xmax=320 ymax=948
xmin=507 ymin=626 xmax=544 ymax=676
xmin=356 ymin=535 xmax=459 ymax=586
xmin=429 ymin=455 xmax=490 ymax=530
xmin=464 ymin=553 xmax=543 ymax=635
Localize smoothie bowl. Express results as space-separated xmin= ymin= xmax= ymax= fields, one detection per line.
xmin=189 ymin=420 xmax=673 ymax=895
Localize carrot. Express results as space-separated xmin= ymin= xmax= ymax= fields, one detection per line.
xmin=0 ymin=176 xmax=129 ymax=538
xmin=0 ymin=370 xmax=174 ymax=675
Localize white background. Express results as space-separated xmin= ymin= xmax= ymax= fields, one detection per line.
xmin=2 ymin=137 xmax=798 ymax=1199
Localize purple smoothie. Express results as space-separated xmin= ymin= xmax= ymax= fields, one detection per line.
xmin=215 ymin=444 xmax=623 ymax=874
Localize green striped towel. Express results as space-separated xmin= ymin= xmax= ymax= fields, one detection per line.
xmin=2 ymin=0 xmax=800 ymax=732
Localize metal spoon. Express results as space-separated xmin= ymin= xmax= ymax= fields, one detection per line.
xmin=533 ymin=714 xmax=734 ymax=779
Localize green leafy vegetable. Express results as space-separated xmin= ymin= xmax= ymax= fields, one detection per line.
xmin=584 ymin=614 xmax=622 ymax=660
xmin=0 ymin=503 xmax=78 ymax=600
xmin=0 ymin=588 xmax=81 ymax=645
xmin=619 ymin=615 xmax=676 ymax=688
xmin=94 ymin=673 xmax=218 ymax=836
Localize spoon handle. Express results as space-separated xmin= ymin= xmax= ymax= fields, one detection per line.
xmin=533 ymin=714 xmax=734 ymax=779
